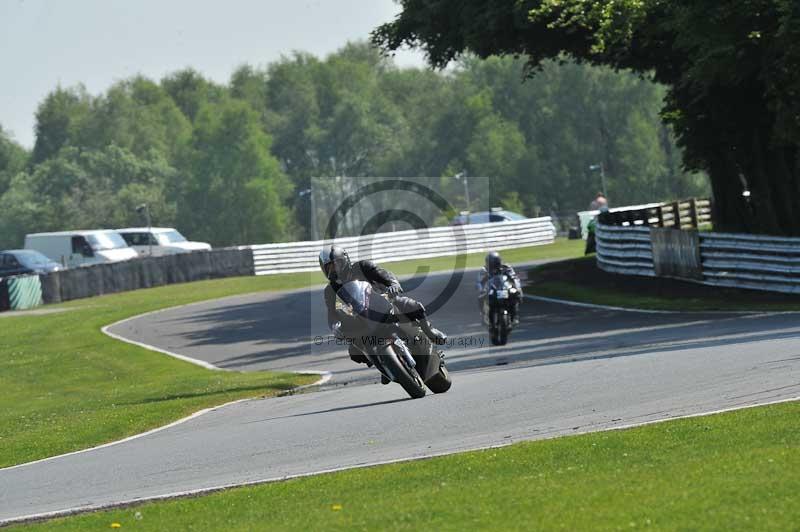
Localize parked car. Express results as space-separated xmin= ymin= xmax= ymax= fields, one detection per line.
xmin=450 ymin=208 xmax=527 ymax=226
xmin=117 ymin=228 xmax=211 ymax=257
xmin=0 ymin=249 xmax=63 ymax=276
xmin=24 ymin=230 xmax=139 ymax=268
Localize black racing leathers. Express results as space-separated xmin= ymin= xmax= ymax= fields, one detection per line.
xmin=325 ymin=260 xmax=411 ymax=325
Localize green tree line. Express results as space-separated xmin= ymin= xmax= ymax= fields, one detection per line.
xmin=0 ymin=42 xmax=707 ymax=249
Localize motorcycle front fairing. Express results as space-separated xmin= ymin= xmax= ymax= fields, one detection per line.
xmin=484 ymin=274 xmax=512 ymax=310
xmin=337 ymin=280 xmax=397 ymax=354
xmin=489 ymin=274 xmax=513 ymax=299
xmin=337 ymin=280 xmax=439 ymax=383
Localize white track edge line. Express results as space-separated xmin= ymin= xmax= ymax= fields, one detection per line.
xmin=0 ymin=315 xmax=332 ymax=474
xmin=3 ymin=394 xmax=798 ymax=527
xmin=0 ymin=371 xmax=331 ymax=475
xmin=0 ymin=398 xmax=252 ymax=473
xmin=101 ymin=307 xmax=333 ymax=382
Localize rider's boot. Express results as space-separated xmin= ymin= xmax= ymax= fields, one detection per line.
xmin=419 ymin=319 xmax=447 ymax=345
xmin=381 ymin=374 xmax=391 ymax=385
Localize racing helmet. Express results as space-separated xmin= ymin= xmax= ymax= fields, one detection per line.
xmin=485 ymin=251 xmax=502 ymax=274
xmin=319 ymin=245 xmax=351 ymax=282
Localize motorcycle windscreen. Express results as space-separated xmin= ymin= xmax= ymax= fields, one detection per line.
xmin=337 ymin=280 xmax=393 ymax=325
xmin=488 ymin=274 xmax=513 ymax=301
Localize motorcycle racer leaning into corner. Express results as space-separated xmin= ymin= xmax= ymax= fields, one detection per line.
xmin=477 ymin=251 xmax=523 ymax=325
xmin=320 ymin=245 xmax=448 ymax=373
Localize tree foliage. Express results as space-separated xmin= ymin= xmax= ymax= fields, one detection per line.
xmin=0 ymin=41 xmax=709 ymax=248
xmin=0 ymin=125 xmax=28 ymax=197
xmin=178 ymin=98 xmax=291 ymax=246
xmin=374 ymin=0 xmax=800 ymax=235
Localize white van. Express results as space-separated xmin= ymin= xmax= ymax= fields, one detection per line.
xmin=117 ymin=227 xmax=211 ymax=257
xmin=24 ymin=230 xmax=139 ymax=268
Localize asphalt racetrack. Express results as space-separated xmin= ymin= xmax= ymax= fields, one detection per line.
xmin=2 ymin=266 xmax=800 ymax=523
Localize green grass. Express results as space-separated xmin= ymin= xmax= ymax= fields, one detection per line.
xmin=16 ymin=400 xmax=800 ymax=531
xmin=0 ymin=241 xmax=580 ymax=468
xmin=527 ymin=256 xmax=800 ymax=312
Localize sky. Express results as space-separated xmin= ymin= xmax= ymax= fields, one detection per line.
xmin=0 ymin=0 xmax=425 ymax=148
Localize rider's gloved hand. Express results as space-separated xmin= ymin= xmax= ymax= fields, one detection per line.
xmin=331 ymin=321 xmax=345 ymax=340
xmin=387 ymin=283 xmax=404 ymax=296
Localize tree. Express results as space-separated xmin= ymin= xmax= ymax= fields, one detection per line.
xmin=0 ymin=173 xmax=45 ymax=249
xmin=31 ymin=86 xmax=91 ymax=164
xmin=178 ymin=98 xmax=291 ymax=246
xmin=0 ymin=144 xmax=179 ymax=247
xmin=77 ymin=77 xmax=191 ymax=162
xmin=161 ymin=69 xmax=225 ymax=123
xmin=0 ymin=125 xmax=28 ymax=196
xmin=374 ymin=0 xmax=800 ymax=235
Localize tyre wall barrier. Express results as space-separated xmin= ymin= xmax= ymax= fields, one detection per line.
xmin=38 ymin=248 xmax=254 ymax=305
xmin=245 ymin=217 xmax=557 ymax=275
xmin=596 ymin=223 xmax=800 ymax=295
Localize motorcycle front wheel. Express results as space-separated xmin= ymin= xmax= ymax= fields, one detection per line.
xmin=490 ymin=309 xmax=510 ymax=346
xmin=380 ymin=344 xmax=426 ymax=399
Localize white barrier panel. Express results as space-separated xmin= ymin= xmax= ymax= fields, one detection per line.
xmin=244 ymin=217 xmax=557 ymax=276
xmin=577 ymin=202 xmax=663 ymax=240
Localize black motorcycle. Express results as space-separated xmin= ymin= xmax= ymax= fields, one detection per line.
xmin=482 ymin=273 xmax=520 ymax=346
xmin=335 ymin=280 xmax=451 ymax=399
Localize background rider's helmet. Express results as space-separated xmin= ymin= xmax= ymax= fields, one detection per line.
xmin=319 ymin=245 xmax=351 ymax=282
xmin=485 ymin=251 xmax=502 ymax=274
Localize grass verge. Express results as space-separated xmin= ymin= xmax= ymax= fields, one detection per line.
xmin=526 ymin=256 xmax=800 ymax=312
xmin=15 ymin=400 xmax=800 ymax=531
xmin=0 ymin=273 xmax=320 ymax=469
xmin=0 ymin=240 xmax=580 ymax=468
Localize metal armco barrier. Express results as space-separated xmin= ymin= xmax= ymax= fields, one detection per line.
xmin=39 ymin=248 xmax=254 ymax=305
xmin=596 ymin=223 xmax=800 ymax=294
xmin=245 ymin=217 xmax=557 ymax=275
xmin=595 ymin=224 xmax=656 ymax=277
xmin=699 ymin=232 xmax=800 ymax=294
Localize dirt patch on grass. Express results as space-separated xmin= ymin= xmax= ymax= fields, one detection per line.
xmin=525 ymin=256 xmax=800 ymax=311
